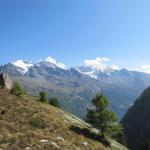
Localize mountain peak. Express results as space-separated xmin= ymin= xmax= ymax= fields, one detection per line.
xmin=39 ymin=56 xmax=66 ymax=70
xmin=84 ymin=57 xmax=112 ymax=72
xmin=83 ymin=57 xmax=119 ymax=73
xmin=76 ymin=57 xmax=119 ymax=79
xmin=11 ymin=60 xmax=34 ymax=74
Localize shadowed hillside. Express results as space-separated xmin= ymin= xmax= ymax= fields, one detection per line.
xmin=121 ymin=87 xmax=150 ymax=150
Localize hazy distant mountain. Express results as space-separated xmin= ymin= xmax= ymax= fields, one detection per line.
xmin=121 ymin=87 xmax=150 ymax=150
xmin=0 ymin=56 xmax=150 ymax=119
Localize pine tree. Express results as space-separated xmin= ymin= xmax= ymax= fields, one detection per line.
xmin=86 ymin=94 xmax=123 ymax=138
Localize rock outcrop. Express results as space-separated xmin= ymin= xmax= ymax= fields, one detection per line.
xmin=0 ymin=73 xmax=12 ymax=89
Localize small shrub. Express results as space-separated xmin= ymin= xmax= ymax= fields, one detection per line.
xmin=49 ymin=98 xmax=60 ymax=107
xmin=29 ymin=116 xmax=46 ymax=129
xmin=10 ymin=81 xmax=24 ymax=96
xmin=9 ymin=136 xmax=17 ymax=145
xmin=39 ymin=91 xmax=48 ymax=102
xmin=0 ymin=137 xmax=16 ymax=145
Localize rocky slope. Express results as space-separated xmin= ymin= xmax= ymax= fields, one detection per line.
xmin=121 ymin=87 xmax=150 ymax=150
xmin=0 ymin=89 xmax=127 ymax=150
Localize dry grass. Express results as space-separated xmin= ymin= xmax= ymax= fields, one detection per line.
xmin=0 ymin=89 xmax=125 ymax=150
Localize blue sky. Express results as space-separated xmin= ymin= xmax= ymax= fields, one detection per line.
xmin=0 ymin=0 xmax=150 ymax=71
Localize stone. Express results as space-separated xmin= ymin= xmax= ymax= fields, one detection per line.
xmin=39 ymin=139 xmax=49 ymax=143
xmin=0 ymin=73 xmax=12 ymax=89
xmin=82 ymin=141 xmax=88 ymax=146
xmin=51 ymin=141 xmax=60 ymax=149
xmin=56 ymin=136 xmax=65 ymax=142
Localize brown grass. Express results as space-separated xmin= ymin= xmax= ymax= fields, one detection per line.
xmin=0 ymin=89 xmax=115 ymax=150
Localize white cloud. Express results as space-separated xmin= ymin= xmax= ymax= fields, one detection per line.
xmin=111 ymin=64 xmax=119 ymax=70
xmin=136 ymin=65 xmax=150 ymax=74
xmin=84 ymin=57 xmax=119 ymax=71
xmin=44 ymin=56 xmax=66 ymax=69
xmin=84 ymin=57 xmax=109 ymax=68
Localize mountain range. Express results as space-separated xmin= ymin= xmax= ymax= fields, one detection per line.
xmin=0 ymin=56 xmax=150 ymax=119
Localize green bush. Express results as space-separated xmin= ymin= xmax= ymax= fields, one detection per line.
xmin=29 ymin=116 xmax=46 ymax=129
xmin=39 ymin=91 xmax=48 ymax=102
xmin=10 ymin=81 xmax=24 ymax=96
xmin=49 ymin=98 xmax=60 ymax=107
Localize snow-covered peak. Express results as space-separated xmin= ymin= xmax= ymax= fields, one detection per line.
xmin=84 ymin=57 xmax=112 ymax=72
xmin=39 ymin=56 xmax=66 ymax=70
xmin=75 ymin=68 xmax=98 ymax=79
xmin=75 ymin=57 xmax=119 ymax=79
xmin=12 ymin=60 xmax=34 ymax=74
xmin=78 ymin=57 xmax=119 ymax=72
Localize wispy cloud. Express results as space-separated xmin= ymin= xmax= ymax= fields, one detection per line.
xmin=111 ymin=64 xmax=119 ymax=70
xmin=135 ymin=65 xmax=150 ymax=74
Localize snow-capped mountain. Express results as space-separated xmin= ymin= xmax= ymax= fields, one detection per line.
xmin=11 ymin=60 xmax=34 ymax=74
xmin=12 ymin=56 xmax=115 ymax=77
xmin=37 ymin=56 xmax=66 ymax=70
xmin=11 ymin=57 xmax=66 ymax=74
xmin=83 ymin=57 xmax=117 ymax=72
xmin=75 ymin=67 xmax=98 ymax=79
xmin=76 ymin=65 xmax=114 ymax=79
xmin=75 ymin=57 xmax=118 ymax=79
xmin=10 ymin=56 xmax=150 ymax=78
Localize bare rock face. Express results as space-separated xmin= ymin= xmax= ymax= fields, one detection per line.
xmin=0 ymin=73 xmax=12 ymax=89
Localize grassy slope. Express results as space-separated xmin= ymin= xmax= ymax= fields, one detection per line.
xmin=0 ymin=89 xmax=127 ymax=150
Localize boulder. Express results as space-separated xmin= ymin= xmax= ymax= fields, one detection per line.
xmin=0 ymin=73 xmax=12 ymax=89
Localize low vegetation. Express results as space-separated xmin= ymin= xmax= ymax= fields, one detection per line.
xmin=49 ymin=97 xmax=60 ymax=108
xmin=10 ymin=81 xmax=25 ymax=96
xmin=39 ymin=91 xmax=48 ymax=102
xmin=29 ymin=115 xmax=47 ymax=129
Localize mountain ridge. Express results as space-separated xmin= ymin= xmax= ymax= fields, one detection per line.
xmin=10 ymin=56 xmax=150 ymax=76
